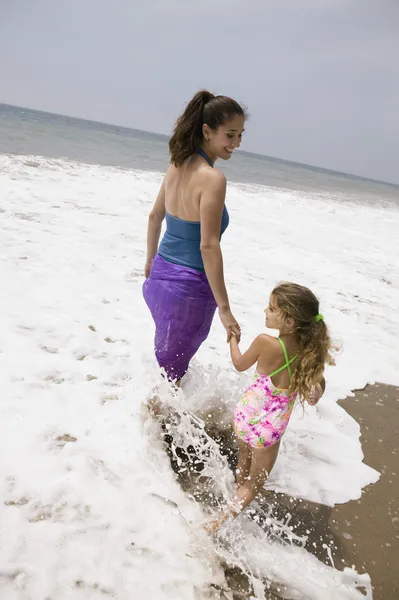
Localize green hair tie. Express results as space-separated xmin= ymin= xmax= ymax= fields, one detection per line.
xmin=314 ymin=314 xmax=324 ymax=323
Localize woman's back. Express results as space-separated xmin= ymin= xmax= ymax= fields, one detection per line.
xmin=158 ymin=153 xmax=229 ymax=271
xmin=164 ymin=156 xmax=212 ymax=222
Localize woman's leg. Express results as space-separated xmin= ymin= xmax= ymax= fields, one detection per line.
xmin=148 ymin=378 xmax=181 ymax=416
xmin=233 ymin=440 xmax=281 ymax=514
xmin=235 ymin=438 xmax=252 ymax=486
xmin=147 ymin=381 xmax=172 ymax=416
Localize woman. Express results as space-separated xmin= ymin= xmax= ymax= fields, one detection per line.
xmin=143 ymin=89 xmax=247 ymax=384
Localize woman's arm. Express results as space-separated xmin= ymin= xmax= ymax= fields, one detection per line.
xmin=145 ymin=179 xmax=166 ymax=277
xmin=199 ymin=170 xmax=240 ymax=340
xmin=199 ymin=170 xmax=229 ymax=309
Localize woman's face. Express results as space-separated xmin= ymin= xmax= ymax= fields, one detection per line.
xmin=205 ymin=114 xmax=245 ymax=161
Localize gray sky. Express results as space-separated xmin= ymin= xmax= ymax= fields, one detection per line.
xmin=1 ymin=0 xmax=398 ymax=184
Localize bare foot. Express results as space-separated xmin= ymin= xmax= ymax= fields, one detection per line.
xmin=147 ymin=396 xmax=163 ymax=416
xmin=203 ymin=511 xmax=231 ymax=535
xmin=203 ymin=518 xmax=222 ymax=535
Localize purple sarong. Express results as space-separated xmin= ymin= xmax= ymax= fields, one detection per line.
xmin=143 ymin=254 xmax=217 ymax=381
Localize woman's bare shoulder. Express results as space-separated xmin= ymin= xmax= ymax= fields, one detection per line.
xmin=197 ymin=165 xmax=226 ymax=187
xmin=165 ymin=163 xmax=177 ymax=180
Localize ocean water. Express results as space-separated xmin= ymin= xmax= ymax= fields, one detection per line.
xmin=1 ymin=104 xmax=399 ymax=599
xmin=1 ymin=103 xmax=398 ymax=206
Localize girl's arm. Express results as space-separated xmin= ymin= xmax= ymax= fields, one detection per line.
xmin=145 ymin=179 xmax=166 ymax=277
xmin=230 ymin=334 xmax=266 ymax=372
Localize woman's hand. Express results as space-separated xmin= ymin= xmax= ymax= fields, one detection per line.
xmin=144 ymin=258 xmax=152 ymax=278
xmin=219 ymin=307 xmax=241 ymax=342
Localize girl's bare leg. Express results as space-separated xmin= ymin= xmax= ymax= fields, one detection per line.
xmin=233 ymin=440 xmax=281 ymax=513
xmin=204 ymin=440 xmax=281 ymax=534
xmin=235 ymin=438 xmax=252 ymax=486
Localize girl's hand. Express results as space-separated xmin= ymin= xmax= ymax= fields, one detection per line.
xmin=230 ymin=331 xmax=239 ymax=344
xmin=308 ymin=384 xmax=323 ymax=405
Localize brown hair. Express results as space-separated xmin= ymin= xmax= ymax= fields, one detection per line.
xmin=169 ymin=89 xmax=246 ymax=167
xmin=272 ymin=282 xmax=336 ymax=403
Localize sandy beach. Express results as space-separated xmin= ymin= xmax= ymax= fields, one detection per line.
xmin=334 ymin=383 xmax=399 ymax=599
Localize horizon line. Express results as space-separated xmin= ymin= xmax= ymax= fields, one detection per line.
xmin=1 ymin=102 xmax=398 ymax=189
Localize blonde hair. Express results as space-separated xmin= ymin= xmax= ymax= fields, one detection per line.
xmin=272 ymin=282 xmax=336 ymax=403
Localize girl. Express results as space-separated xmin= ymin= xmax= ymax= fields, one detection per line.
xmin=143 ymin=90 xmax=246 ymax=385
xmin=206 ymin=282 xmax=335 ymax=532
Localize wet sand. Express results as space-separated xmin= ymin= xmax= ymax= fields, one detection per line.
xmin=333 ymin=383 xmax=399 ymax=599
xmin=256 ymin=383 xmax=399 ymax=600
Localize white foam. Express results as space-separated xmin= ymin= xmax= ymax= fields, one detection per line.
xmin=1 ymin=153 xmax=398 ymax=598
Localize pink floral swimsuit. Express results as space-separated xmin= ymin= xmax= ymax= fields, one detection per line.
xmin=234 ymin=338 xmax=297 ymax=448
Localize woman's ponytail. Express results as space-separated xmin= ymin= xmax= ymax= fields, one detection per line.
xmin=169 ymin=90 xmax=214 ymax=167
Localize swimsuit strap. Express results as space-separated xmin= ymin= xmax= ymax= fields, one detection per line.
xmin=196 ymin=148 xmax=214 ymax=167
xmin=269 ymin=338 xmax=298 ymax=382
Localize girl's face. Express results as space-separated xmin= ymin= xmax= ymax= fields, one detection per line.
xmin=265 ymin=294 xmax=294 ymax=333
xmin=265 ymin=294 xmax=282 ymax=329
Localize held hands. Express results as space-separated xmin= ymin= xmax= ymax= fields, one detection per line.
xmin=218 ymin=307 xmax=241 ymax=343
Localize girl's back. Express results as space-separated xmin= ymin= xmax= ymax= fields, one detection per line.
xmin=256 ymin=334 xmax=298 ymax=391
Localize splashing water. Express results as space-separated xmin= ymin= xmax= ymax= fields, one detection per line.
xmin=2 ymin=153 xmax=396 ymax=598
xmin=143 ymin=364 xmax=373 ymax=600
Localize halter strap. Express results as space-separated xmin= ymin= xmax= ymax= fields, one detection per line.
xmin=196 ymin=148 xmax=214 ymax=167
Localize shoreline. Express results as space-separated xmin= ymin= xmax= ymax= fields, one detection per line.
xmin=333 ymin=382 xmax=399 ymax=599
xmin=255 ymin=382 xmax=399 ymax=599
